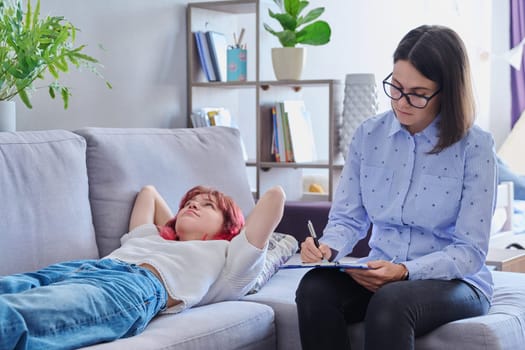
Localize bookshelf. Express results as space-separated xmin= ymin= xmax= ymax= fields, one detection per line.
xmin=187 ymin=0 xmax=343 ymax=201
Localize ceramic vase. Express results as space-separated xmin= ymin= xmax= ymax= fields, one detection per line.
xmin=0 ymin=101 xmax=16 ymax=132
xmin=271 ymin=47 xmax=305 ymax=80
xmin=338 ymin=74 xmax=378 ymax=159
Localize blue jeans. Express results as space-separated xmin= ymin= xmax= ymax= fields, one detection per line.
xmin=0 ymin=259 xmax=167 ymax=350
xmin=296 ymin=268 xmax=490 ymax=350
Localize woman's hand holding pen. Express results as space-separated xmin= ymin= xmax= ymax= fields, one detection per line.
xmin=300 ymin=237 xmax=332 ymax=262
xmin=345 ymin=260 xmax=408 ymax=292
xmin=300 ymin=220 xmax=332 ymax=262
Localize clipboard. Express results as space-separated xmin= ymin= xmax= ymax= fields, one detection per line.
xmin=280 ymin=261 xmax=370 ymax=270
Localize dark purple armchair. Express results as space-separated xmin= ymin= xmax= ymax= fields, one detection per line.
xmin=275 ymin=201 xmax=371 ymax=258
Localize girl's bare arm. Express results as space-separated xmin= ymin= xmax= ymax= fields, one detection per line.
xmin=244 ymin=186 xmax=286 ymax=249
xmin=129 ymin=185 xmax=174 ymax=231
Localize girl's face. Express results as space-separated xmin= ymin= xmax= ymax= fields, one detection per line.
xmin=390 ymin=60 xmax=441 ymax=134
xmin=175 ymin=193 xmax=225 ymax=241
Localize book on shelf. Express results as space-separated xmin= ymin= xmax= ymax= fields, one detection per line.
xmin=273 ymin=103 xmax=287 ymax=162
xmin=282 ymin=100 xmax=317 ymax=163
xmin=205 ymin=31 xmax=228 ymax=82
xmin=281 ymin=104 xmax=294 ymax=162
xmin=194 ymin=31 xmax=217 ymax=82
xmin=270 ymin=100 xmax=317 ymax=163
xmin=270 ymin=106 xmax=280 ymax=162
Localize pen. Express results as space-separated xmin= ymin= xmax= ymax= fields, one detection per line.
xmin=237 ymin=28 xmax=245 ymax=47
xmin=307 ymin=220 xmax=320 ymax=248
xmin=233 ymin=28 xmax=246 ymax=48
xmin=308 ymin=220 xmax=327 ymax=262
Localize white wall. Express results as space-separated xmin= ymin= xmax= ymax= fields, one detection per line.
xmin=15 ymin=0 xmax=512 ymax=148
xmin=279 ymin=0 xmax=510 ymax=147
xmin=17 ymin=0 xmax=189 ymax=130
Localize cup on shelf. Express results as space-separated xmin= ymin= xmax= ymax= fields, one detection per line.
xmin=227 ymin=47 xmax=247 ymax=81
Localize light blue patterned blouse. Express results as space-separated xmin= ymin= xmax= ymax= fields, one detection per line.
xmin=320 ymin=110 xmax=497 ymax=301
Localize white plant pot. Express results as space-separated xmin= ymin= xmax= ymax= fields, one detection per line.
xmin=271 ymin=47 xmax=306 ymax=80
xmin=0 ymin=101 xmax=16 ymax=132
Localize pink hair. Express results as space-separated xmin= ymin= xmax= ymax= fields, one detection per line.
xmin=158 ymin=186 xmax=244 ymax=241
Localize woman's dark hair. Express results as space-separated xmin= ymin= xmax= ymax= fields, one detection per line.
xmin=393 ymin=25 xmax=475 ymax=153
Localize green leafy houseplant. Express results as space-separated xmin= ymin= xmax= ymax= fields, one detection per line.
xmin=263 ymin=0 xmax=331 ymax=48
xmin=0 ymin=0 xmax=109 ymax=109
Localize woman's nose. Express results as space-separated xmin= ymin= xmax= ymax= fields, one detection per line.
xmin=399 ymin=94 xmax=413 ymax=108
xmin=188 ymin=201 xmax=198 ymax=209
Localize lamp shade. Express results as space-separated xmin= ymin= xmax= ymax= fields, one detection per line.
xmin=338 ymin=74 xmax=378 ymax=158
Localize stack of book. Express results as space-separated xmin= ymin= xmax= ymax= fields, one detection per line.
xmin=271 ymin=100 xmax=317 ymax=163
xmin=191 ymin=107 xmax=233 ymax=128
xmin=194 ymin=31 xmax=228 ymax=82
xmin=191 ymin=107 xmax=247 ymax=160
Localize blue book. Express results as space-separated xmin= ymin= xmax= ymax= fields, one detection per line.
xmin=271 ymin=106 xmax=281 ymax=162
xmin=194 ymin=31 xmax=216 ymax=81
xmin=206 ymin=31 xmax=228 ymax=82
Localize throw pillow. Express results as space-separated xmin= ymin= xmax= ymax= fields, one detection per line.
xmin=248 ymin=232 xmax=299 ymax=294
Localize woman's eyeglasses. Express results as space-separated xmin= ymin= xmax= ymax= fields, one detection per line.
xmin=382 ymin=73 xmax=440 ymax=109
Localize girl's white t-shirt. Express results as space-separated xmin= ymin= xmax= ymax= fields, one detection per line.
xmin=106 ymin=224 xmax=266 ymax=313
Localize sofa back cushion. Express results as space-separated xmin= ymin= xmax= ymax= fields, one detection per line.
xmin=0 ymin=130 xmax=98 ymax=275
xmin=75 ymin=127 xmax=255 ymax=257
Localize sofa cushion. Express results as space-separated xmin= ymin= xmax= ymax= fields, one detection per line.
xmin=413 ymin=271 xmax=525 ymax=350
xmin=244 ymin=256 xmax=525 ymax=350
xmin=243 ymin=267 xmax=305 ymax=350
xmin=75 ymin=127 xmax=255 ymax=257
xmin=81 ymin=301 xmax=275 ymax=350
xmin=0 ymin=130 xmax=98 ymax=275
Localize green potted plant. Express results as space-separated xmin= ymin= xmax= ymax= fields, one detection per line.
xmin=0 ymin=0 xmax=109 ymax=131
xmin=263 ymin=0 xmax=331 ymax=80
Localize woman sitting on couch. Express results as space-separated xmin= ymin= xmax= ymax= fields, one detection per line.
xmin=0 ymin=184 xmax=285 ymax=350
xmin=296 ymin=25 xmax=495 ymax=350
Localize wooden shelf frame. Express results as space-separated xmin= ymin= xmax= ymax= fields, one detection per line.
xmin=187 ymin=0 xmax=343 ymax=201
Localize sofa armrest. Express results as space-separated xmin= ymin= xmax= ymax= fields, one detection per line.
xmin=275 ymin=201 xmax=371 ymax=258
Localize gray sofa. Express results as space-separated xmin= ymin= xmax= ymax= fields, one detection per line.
xmin=1 ymin=126 xmax=524 ymax=350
